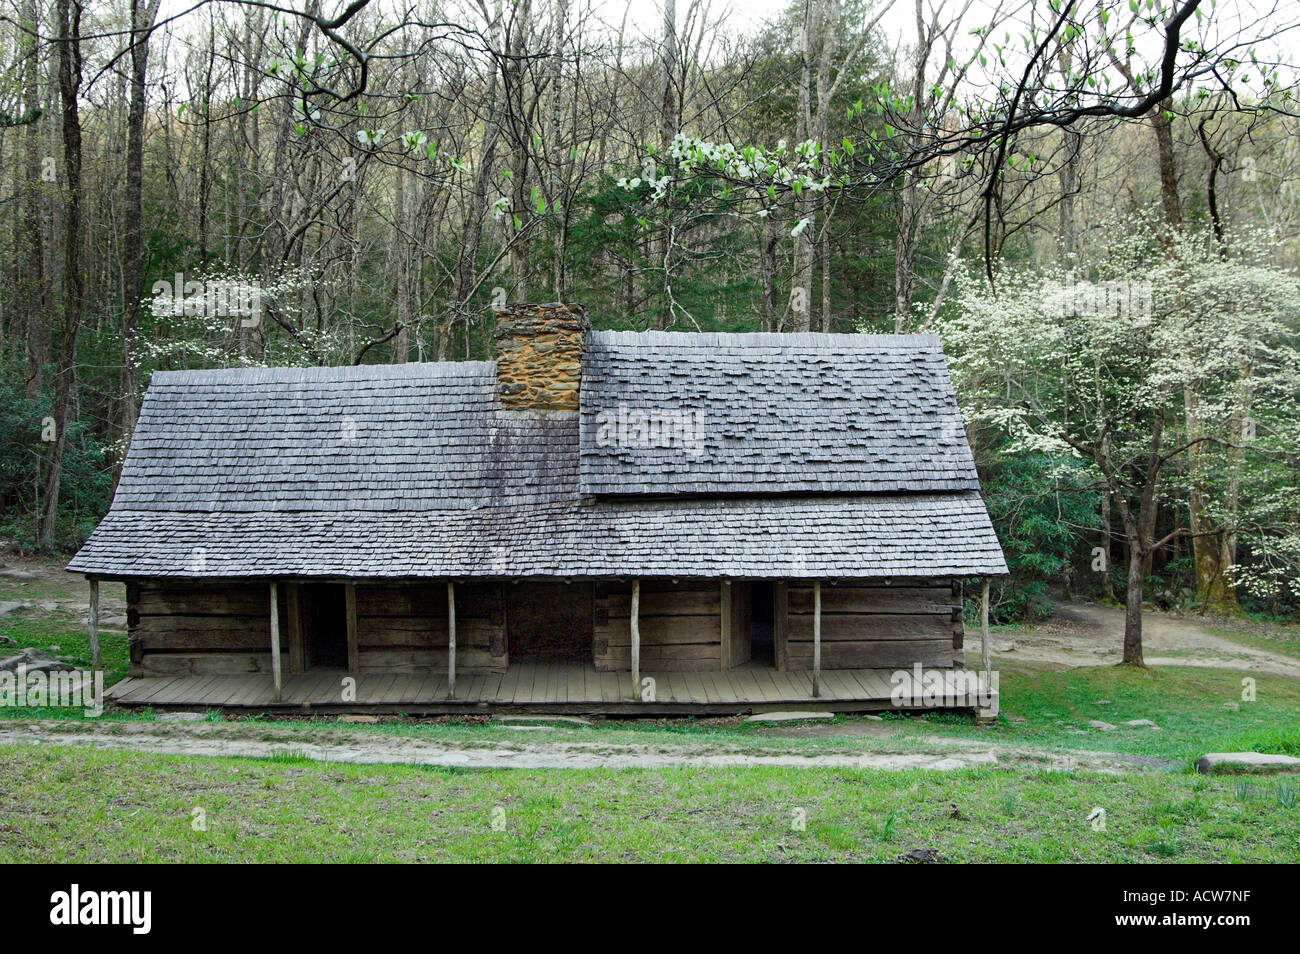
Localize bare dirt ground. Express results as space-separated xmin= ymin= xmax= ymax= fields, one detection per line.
xmin=986 ymin=601 xmax=1300 ymax=678
xmin=0 ymin=718 xmax=1172 ymax=773
xmin=0 ymin=551 xmax=126 ymax=626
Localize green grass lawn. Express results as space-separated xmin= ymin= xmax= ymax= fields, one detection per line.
xmin=1206 ymin=622 xmax=1300 ymax=662
xmin=884 ymin=666 xmax=1300 ymax=765
xmin=1 ymin=744 xmax=1296 ymax=862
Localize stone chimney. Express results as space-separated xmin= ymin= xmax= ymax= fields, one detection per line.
xmin=493 ymin=302 xmax=589 ymax=411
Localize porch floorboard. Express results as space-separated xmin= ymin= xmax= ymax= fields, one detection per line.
xmin=104 ymin=661 xmax=991 ymax=715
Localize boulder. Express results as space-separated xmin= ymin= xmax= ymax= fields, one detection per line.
xmin=0 ymin=601 xmax=30 ymax=618
xmin=1195 ymin=753 xmax=1300 ymax=775
xmin=1088 ymin=720 xmax=1117 ymax=731
xmin=1125 ymin=719 xmax=1160 ymax=728
xmin=0 ymin=655 xmax=63 ymax=675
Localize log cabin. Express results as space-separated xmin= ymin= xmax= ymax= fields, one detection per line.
xmin=69 ymin=302 xmax=1007 ymax=714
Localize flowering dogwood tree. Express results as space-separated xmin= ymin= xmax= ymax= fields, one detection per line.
xmin=940 ymin=219 xmax=1300 ymax=664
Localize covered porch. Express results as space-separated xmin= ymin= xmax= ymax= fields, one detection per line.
xmin=103 ymin=660 xmax=995 ymax=716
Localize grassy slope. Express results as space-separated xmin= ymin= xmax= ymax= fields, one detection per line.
xmin=1 ymin=744 xmax=1297 ymax=862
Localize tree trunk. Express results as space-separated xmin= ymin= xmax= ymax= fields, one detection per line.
xmin=790 ymin=0 xmax=815 ymax=332
xmin=1152 ymin=98 xmax=1182 ymax=229
xmin=507 ymin=0 xmax=533 ymax=301
xmin=1122 ymin=543 xmax=1145 ymax=666
xmin=1100 ymin=491 xmax=1114 ymax=602
xmin=392 ymin=166 xmax=411 ymax=362
xmin=41 ymin=0 xmax=84 ymax=545
xmin=1058 ymin=127 xmax=1081 ymax=259
xmin=657 ymin=0 xmax=678 ymax=329
xmin=21 ymin=0 xmax=47 ymax=400
xmin=119 ymin=0 xmax=160 ymax=449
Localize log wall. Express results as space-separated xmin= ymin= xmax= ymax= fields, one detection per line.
xmin=127 ymin=579 xmax=508 ymax=676
xmin=592 ymin=580 xmax=722 ymax=671
xmin=355 ymin=582 xmax=506 ymax=673
xmin=127 ymin=577 xmax=965 ymax=679
xmin=782 ymin=579 xmax=964 ymax=670
xmin=127 ymin=580 xmax=288 ymax=676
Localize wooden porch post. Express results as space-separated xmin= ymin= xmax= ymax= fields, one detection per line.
xmin=980 ymin=578 xmax=991 ymax=677
xmin=630 ymin=579 xmax=641 ymax=699
xmin=812 ymin=580 xmax=822 ymax=698
xmin=345 ymin=583 xmax=359 ymax=672
xmin=269 ymin=581 xmax=282 ymax=702
xmin=87 ymin=578 xmax=102 ymax=675
xmin=447 ymin=580 xmax=457 ymax=696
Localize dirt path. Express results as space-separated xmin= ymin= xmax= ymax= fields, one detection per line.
xmin=0 ymin=719 xmax=1171 ymax=773
xmin=992 ymin=602 xmax=1300 ymax=678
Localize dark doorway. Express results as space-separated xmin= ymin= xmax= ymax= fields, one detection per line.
xmin=300 ymin=583 xmax=348 ymax=670
xmin=749 ymin=581 xmax=775 ymax=667
xmin=507 ymin=582 xmax=594 ymax=662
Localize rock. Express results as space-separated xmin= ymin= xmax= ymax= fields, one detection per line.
xmin=902 ymin=848 xmax=940 ymax=864
xmin=46 ymin=645 xmax=61 ymax=653
xmin=864 ymin=715 xmax=884 ymax=721
xmin=1125 ymin=719 xmax=1159 ymax=728
xmin=1093 ymin=700 xmax=1112 ymax=706
xmin=155 ymin=711 xmax=207 ymax=723
xmin=495 ymin=715 xmax=592 ymax=727
xmin=745 ymin=711 xmax=836 ymax=724
xmin=24 ymin=660 xmax=80 ymax=674
xmin=1223 ymin=701 xmax=1240 ymax=711
xmin=338 ymin=714 xmax=379 ymax=724
xmin=1195 ymin=753 xmax=1300 ymax=775
xmin=0 ymin=648 xmax=56 ymax=672
xmin=38 ymin=601 xmax=58 ymax=614
xmin=0 ymin=601 xmax=31 ymax=618
xmin=1088 ymin=720 xmax=1117 ymax=731
xmin=1009 ymin=715 xmax=1028 ymax=725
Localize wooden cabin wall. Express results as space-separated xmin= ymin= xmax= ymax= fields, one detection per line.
xmin=127 ymin=579 xmax=508 ymax=676
xmin=354 ymin=583 xmax=506 ymax=673
xmin=782 ymin=579 xmax=964 ymax=670
xmin=127 ymin=580 xmax=288 ymax=676
xmin=593 ymin=580 xmax=722 ymax=671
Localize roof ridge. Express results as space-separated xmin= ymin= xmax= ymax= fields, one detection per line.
xmin=151 ymin=361 xmax=494 ymax=385
xmin=588 ymin=330 xmax=941 ymax=348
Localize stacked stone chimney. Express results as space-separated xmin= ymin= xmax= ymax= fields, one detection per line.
xmin=493 ymin=302 xmax=589 ymax=411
